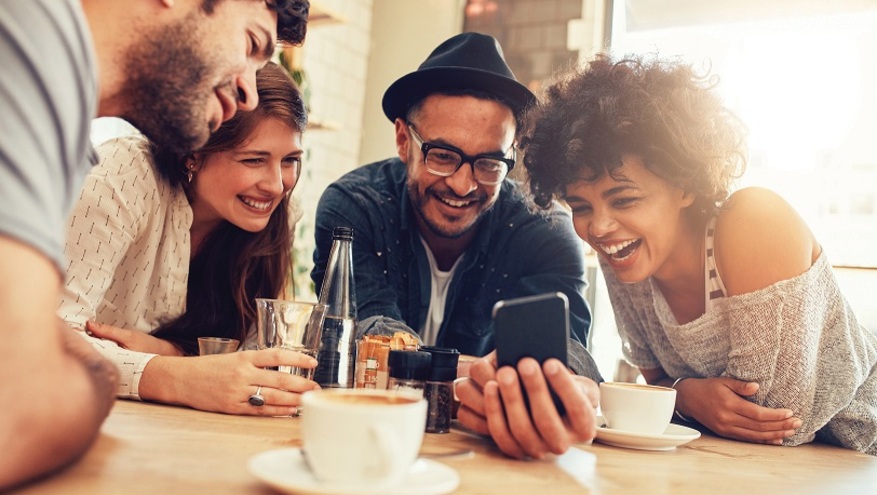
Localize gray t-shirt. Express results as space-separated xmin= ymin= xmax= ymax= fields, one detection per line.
xmin=0 ymin=0 xmax=99 ymax=270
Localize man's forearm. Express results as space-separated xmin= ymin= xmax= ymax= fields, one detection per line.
xmin=356 ymin=315 xmax=420 ymax=341
xmin=0 ymin=326 xmax=119 ymax=490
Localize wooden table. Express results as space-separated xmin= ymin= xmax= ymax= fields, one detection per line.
xmin=13 ymin=400 xmax=877 ymax=494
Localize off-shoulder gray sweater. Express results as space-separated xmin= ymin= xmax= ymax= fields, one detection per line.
xmin=602 ymin=252 xmax=877 ymax=455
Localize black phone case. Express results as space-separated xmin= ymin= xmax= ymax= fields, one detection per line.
xmin=493 ymin=292 xmax=569 ymax=416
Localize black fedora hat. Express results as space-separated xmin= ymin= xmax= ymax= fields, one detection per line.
xmin=382 ymin=32 xmax=536 ymax=122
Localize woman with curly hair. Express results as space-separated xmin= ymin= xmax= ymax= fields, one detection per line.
xmin=58 ymin=63 xmax=317 ymax=416
xmin=523 ymin=54 xmax=877 ymax=454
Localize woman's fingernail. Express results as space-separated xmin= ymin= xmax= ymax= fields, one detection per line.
xmin=792 ymin=419 xmax=803 ymax=428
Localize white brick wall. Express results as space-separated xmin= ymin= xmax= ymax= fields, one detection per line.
xmin=292 ymin=0 xmax=375 ymax=300
xmin=292 ymin=0 xmax=464 ymax=300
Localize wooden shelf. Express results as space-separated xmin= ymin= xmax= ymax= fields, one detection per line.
xmin=310 ymin=1 xmax=346 ymax=27
xmin=307 ymin=119 xmax=340 ymax=131
xmin=298 ymin=1 xmax=346 ymax=132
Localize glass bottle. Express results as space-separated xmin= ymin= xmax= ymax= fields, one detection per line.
xmin=313 ymin=227 xmax=357 ymax=388
xmin=387 ymin=350 xmax=431 ymax=397
xmin=421 ymin=346 xmax=460 ymax=434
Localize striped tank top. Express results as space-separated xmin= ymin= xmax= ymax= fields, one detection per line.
xmin=704 ymin=215 xmax=727 ymax=311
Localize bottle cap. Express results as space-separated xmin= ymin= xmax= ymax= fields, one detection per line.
xmin=388 ymin=350 xmax=431 ymax=380
xmin=420 ymin=346 xmax=460 ymax=381
xmin=332 ymin=226 xmax=354 ymax=241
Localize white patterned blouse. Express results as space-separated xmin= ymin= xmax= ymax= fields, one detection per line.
xmin=58 ymin=134 xmax=192 ymax=399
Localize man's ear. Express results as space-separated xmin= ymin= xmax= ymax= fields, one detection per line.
xmin=394 ymin=118 xmax=410 ymax=163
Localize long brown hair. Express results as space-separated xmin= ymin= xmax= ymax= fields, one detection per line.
xmin=151 ymin=62 xmax=307 ymax=355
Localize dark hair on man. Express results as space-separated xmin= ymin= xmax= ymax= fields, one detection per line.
xmin=522 ymin=54 xmax=747 ymax=216
xmin=201 ymin=0 xmax=310 ymax=45
xmin=150 ymin=62 xmax=307 ymax=355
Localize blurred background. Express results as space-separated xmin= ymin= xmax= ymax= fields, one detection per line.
xmin=92 ymin=0 xmax=877 ymax=379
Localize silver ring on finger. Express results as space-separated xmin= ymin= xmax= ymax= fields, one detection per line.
xmin=248 ymin=385 xmax=266 ymax=407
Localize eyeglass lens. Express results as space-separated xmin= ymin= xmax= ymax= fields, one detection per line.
xmin=424 ymin=148 xmax=507 ymax=184
xmin=408 ymin=124 xmax=511 ymax=185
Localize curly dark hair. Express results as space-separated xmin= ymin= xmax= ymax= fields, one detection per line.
xmin=202 ymin=0 xmax=309 ymax=45
xmin=522 ymin=54 xmax=747 ymax=216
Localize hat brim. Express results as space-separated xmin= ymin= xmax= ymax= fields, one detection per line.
xmin=382 ymin=67 xmax=536 ymax=122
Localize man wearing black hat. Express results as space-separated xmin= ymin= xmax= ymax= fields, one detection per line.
xmin=311 ymin=32 xmax=602 ymax=458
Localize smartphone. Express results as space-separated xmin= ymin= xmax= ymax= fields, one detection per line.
xmin=493 ymin=292 xmax=569 ymax=416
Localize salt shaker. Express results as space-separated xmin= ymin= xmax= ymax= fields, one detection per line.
xmin=421 ymin=346 xmax=460 ymax=433
xmin=387 ymin=350 xmax=431 ymax=397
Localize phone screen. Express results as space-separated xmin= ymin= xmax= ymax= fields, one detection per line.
xmin=493 ymin=292 xmax=569 ymax=415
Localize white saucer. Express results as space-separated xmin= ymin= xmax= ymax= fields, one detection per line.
xmin=594 ymin=416 xmax=701 ymax=451
xmin=248 ymin=448 xmax=460 ymax=495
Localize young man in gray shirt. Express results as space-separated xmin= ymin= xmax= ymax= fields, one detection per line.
xmin=0 ymin=0 xmax=308 ymax=489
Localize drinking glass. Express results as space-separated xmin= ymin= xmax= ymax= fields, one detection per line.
xmin=198 ymin=337 xmax=240 ymax=356
xmin=255 ymin=299 xmax=327 ymax=380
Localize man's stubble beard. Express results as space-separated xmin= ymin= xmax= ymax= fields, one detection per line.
xmin=121 ymin=15 xmax=216 ymax=153
xmin=406 ymin=168 xmax=493 ymax=240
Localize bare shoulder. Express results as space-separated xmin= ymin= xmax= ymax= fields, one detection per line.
xmin=713 ymin=187 xmax=819 ymax=296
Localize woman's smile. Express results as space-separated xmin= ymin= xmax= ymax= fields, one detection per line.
xmin=238 ymin=195 xmax=274 ymax=212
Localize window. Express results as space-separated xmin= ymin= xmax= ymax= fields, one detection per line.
xmin=610 ymin=0 xmax=877 ymax=267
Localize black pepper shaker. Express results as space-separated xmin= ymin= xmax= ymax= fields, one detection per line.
xmin=421 ymin=346 xmax=460 ymax=434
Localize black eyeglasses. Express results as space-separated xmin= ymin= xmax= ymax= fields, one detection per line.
xmin=407 ymin=124 xmax=514 ymax=186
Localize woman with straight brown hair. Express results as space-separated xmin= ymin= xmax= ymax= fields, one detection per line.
xmin=59 ymin=63 xmax=316 ymax=416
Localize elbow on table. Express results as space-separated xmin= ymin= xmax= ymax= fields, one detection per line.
xmin=0 ymin=354 xmax=119 ymax=490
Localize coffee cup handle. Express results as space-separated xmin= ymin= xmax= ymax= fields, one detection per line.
xmin=369 ymin=422 xmax=405 ymax=482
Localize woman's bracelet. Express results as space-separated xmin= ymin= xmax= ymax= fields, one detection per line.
xmin=670 ymin=377 xmax=694 ymax=423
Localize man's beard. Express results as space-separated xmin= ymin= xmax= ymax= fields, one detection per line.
xmin=407 ymin=180 xmax=489 ymax=239
xmin=121 ymin=16 xmax=216 ymax=153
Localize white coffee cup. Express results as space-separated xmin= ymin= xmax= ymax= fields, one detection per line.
xmin=599 ymin=382 xmax=677 ymax=435
xmin=300 ymin=389 xmax=427 ymax=488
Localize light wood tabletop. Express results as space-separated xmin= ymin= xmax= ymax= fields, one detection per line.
xmin=12 ymin=400 xmax=877 ymax=495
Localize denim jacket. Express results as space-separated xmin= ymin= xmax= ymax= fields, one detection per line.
xmin=312 ymin=158 xmax=601 ymax=379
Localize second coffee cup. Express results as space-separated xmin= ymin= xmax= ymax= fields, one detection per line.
xmin=599 ymin=382 xmax=676 ymax=435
